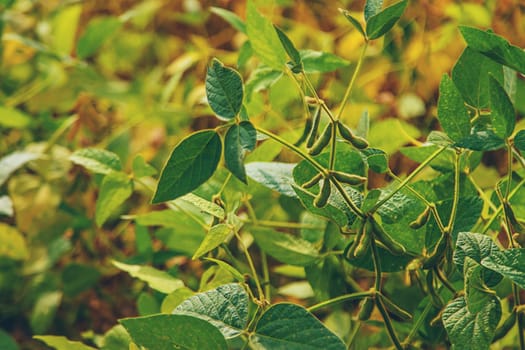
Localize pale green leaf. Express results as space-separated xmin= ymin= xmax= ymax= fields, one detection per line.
xmin=246 ymin=162 xmax=297 ymax=197
xmin=132 ymin=155 xmax=157 ymax=178
xmin=0 ymin=151 xmax=39 ymax=186
xmin=70 ymin=148 xmax=122 ymax=175
xmin=489 ymin=74 xmax=515 ymax=139
xmin=76 ymin=17 xmax=121 ymax=59
xmin=34 ymin=336 xmax=96 ymax=350
xmin=95 ymin=171 xmax=133 ymax=227
xmin=180 ymin=193 xmax=225 ymax=219
xmin=0 ymin=106 xmax=31 ymax=128
xmin=366 ymin=0 xmax=407 ymax=40
xmin=481 ymin=249 xmax=525 ymax=289
xmin=0 ymin=223 xmax=29 ymax=260
xmin=112 ymin=260 xmax=184 ymax=294
xmin=192 ymin=224 xmax=232 ymax=259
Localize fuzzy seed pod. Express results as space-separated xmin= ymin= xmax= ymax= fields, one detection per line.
xmin=306 ymin=107 xmax=321 ymax=148
xmin=308 ymin=122 xmax=332 ymax=156
xmin=337 ymin=122 xmax=369 ymax=149
xmin=294 ymin=117 xmax=313 ymax=146
xmin=301 ymin=173 xmax=323 ymax=189
xmin=313 ymin=178 xmax=331 ymax=208
xmin=331 ymin=171 xmax=367 ymax=186
xmin=357 ymin=297 xmax=375 ymax=321
xmin=409 ymin=206 xmax=431 ymax=229
xmin=371 ymin=217 xmax=406 ymax=255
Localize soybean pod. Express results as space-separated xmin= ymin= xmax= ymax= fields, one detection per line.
xmin=301 ymin=172 xmax=323 ymax=189
xmin=308 ymin=122 xmax=332 ymax=156
xmin=306 ymin=106 xmax=321 ymax=148
xmin=353 ymin=220 xmax=372 ymax=258
xmin=337 ymin=121 xmax=369 ymax=149
xmin=293 ymin=116 xmax=313 ymax=146
xmin=313 ymin=177 xmax=331 ymax=208
xmin=357 ymin=297 xmax=375 ymax=321
xmin=409 ymin=206 xmax=431 ymax=229
xmin=331 ymin=171 xmax=367 ymax=186
xmin=371 ymin=217 xmax=406 ymax=255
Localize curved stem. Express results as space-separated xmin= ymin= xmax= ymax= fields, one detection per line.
xmin=446 ymin=150 xmax=461 ymax=232
xmin=335 ymin=42 xmax=369 ymax=121
xmin=376 ymin=296 xmax=403 ymax=350
xmin=307 ymin=291 xmax=371 ymax=312
xmin=370 ymin=233 xmax=383 ymax=291
xmin=402 ymin=301 xmax=434 ymax=346
xmin=370 ymin=146 xmax=447 ymax=213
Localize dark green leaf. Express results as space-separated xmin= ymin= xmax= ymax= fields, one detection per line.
xmin=95 ymin=171 xmax=133 ymax=227
xmin=292 ymin=185 xmax=348 ymax=228
xmin=246 ymin=0 xmax=287 ymax=70
xmin=437 ymin=74 xmax=471 ymax=141
xmin=246 ymin=162 xmax=297 ymax=197
xmin=62 ymin=263 xmax=101 ymax=297
xmin=364 ymin=0 xmax=383 ymax=22
xmin=173 ymin=283 xmax=248 ymax=338
xmin=459 ymin=26 xmax=525 ymax=75
xmin=225 ymin=121 xmax=257 ymax=183
xmin=489 ymin=75 xmax=515 ymax=139
xmin=251 ymin=228 xmax=320 ymax=266
xmin=365 ymin=0 xmax=407 ymax=40
xmin=339 ymin=9 xmax=366 ymax=38
xmin=442 ymin=296 xmax=501 ymax=350
xmin=76 ymin=17 xmax=121 ymax=59
xmin=274 ymin=26 xmax=302 ymax=72
xmin=455 ymin=131 xmax=504 ymax=151
xmin=300 ymin=50 xmax=350 ymax=73
xmin=360 ymin=148 xmax=388 ymax=173
xmin=137 ymin=292 xmax=160 ymax=316
xmin=514 ymin=129 xmax=525 ymax=152
xmin=152 ymin=130 xmax=222 ymax=203
xmin=210 ymin=7 xmax=246 ymax=33
xmin=453 ymin=232 xmax=502 ymax=287
xmin=120 ymin=314 xmax=227 ymax=350
xmin=452 ymin=47 xmax=503 ymax=108
xmin=206 ymin=58 xmax=244 ymax=120
xmin=70 ymin=148 xmax=122 ymax=175
xmin=463 ymin=257 xmax=494 ymax=313
xmin=481 ymin=249 xmax=525 ymax=289
xmin=0 ymin=329 xmax=19 ymax=350
xmin=251 ymin=303 xmax=346 ymax=349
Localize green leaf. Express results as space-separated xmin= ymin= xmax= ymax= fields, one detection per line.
xmin=173 ymin=283 xmax=248 ymax=338
xmin=0 ymin=151 xmax=39 ymax=186
xmin=364 ymin=0 xmax=383 ymax=22
xmin=0 ymin=223 xmax=29 ymax=260
xmin=481 ymin=249 xmax=525 ymax=289
xmin=246 ymin=162 xmax=297 ymax=197
xmin=452 ymin=47 xmax=503 ymax=108
xmin=300 ymin=50 xmax=350 ymax=73
xmin=95 ymin=171 xmax=133 ymax=227
xmin=31 ymin=291 xmax=62 ymax=334
xmin=161 ymin=287 xmax=194 ymax=314
xmin=206 ymin=58 xmax=244 ymax=120
xmin=61 ymin=263 xmax=101 ymax=297
xmin=76 ymin=17 xmax=121 ymax=59
xmin=210 ymin=7 xmax=246 ymax=33
xmin=365 ymin=0 xmax=407 ymax=40
xmin=225 ymin=121 xmax=257 ymax=183
xmin=455 ymin=130 xmax=504 ymax=151
xmin=152 ymin=130 xmax=222 ymax=203
xmin=453 ymin=232 xmax=502 ymax=287
xmin=204 ymin=258 xmax=245 ymax=282
xmin=250 ymin=303 xmax=346 ymax=349
xmin=360 ymin=148 xmax=388 ymax=173
xmin=514 ymin=129 xmax=525 ymax=152
xmin=101 ymin=325 xmax=131 ymax=350
xmin=251 ymin=228 xmax=320 ymax=266
xmin=437 ymin=74 xmax=471 ymax=141
xmin=112 ymin=260 xmax=184 ymax=294
xmin=70 ymin=148 xmax=122 ymax=175
xmin=137 ymin=292 xmax=160 ymax=316
xmin=459 ymin=26 xmax=525 ymax=75
xmin=246 ymin=0 xmax=287 ymax=70
xmin=274 ymin=25 xmax=302 ymax=72
xmin=193 ymin=224 xmax=232 ymax=259
xmin=180 ymin=193 xmax=225 ymax=219
xmin=442 ymin=296 xmax=501 ymax=350
xmin=132 ymin=155 xmax=157 ymax=178
xmin=488 ymin=75 xmax=515 ymax=139
xmin=463 ymin=257 xmax=493 ymax=313
xmin=339 ymin=9 xmax=366 ymax=38
xmin=34 ymin=336 xmax=96 ymax=350
xmin=0 ymin=330 xmax=18 ymax=350
xmin=0 ymin=106 xmax=31 ymax=128
xmin=120 ymin=314 xmax=228 ymax=350
xmin=292 ymin=184 xmax=348 ymax=228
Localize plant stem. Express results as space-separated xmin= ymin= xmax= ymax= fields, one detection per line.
xmin=243 ymin=219 xmax=324 ymax=230
xmin=370 ymin=146 xmax=447 ymax=213
xmin=480 ymin=178 xmax=525 ymax=234
xmin=402 ymin=301 xmax=434 ymax=346
xmin=307 ymin=291 xmax=371 ymax=312
xmin=256 ymin=126 xmax=327 ymax=175
xmin=434 ymin=266 xmax=456 ymax=294
xmin=370 ymin=234 xmax=383 ymax=291
xmin=330 ymin=178 xmax=365 ymax=218
xmin=335 ymin=41 xmax=369 ymax=121
xmin=261 ymin=252 xmax=271 ymax=302
xmin=446 ymin=150 xmax=462 ymax=232
xmin=376 ymin=296 xmax=404 ymax=350
xmin=233 ymin=228 xmax=265 ymax=303
xmin=43 ymin=115 xmax=79 ymax=153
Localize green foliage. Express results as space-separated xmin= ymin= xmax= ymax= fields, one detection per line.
xmin=2 ymin=1 xmax=525 ymax=350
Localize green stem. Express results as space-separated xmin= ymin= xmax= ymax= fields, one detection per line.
xmin=330 ymin=178 xmax=365 ymax=218
xmin=376 ymin=296 xmax=403 ymax=350
xmin=434 ymin=266 xmax=456 ymax=294
xmin=307 ymin=291 xmax=371 ymax=312
xmin=446 ymin=150 xmax=462 ymax=232
xmin=233 ymin=229 xmax=265 ymax=303
xmin=370 ymin=146 xmax=447 ymax=213
xmin=335 ymin=42 xmax=369 ymax=121
xmin=480 ymin=178 xmax=525 ymax=234
xmin=402 ymin=301 xmax=434 ymax=346
xmin=243 ymin=219 xmax=324 ymax=230
xmin=256 ymin=126 xmax=327 ymax=175
xmin=43 ymin=115 xmax=79 ymax=153
xmin=370 ymin=233 xmax=383 ymax=291
xmin=261 ymin=252 xmax=271 ymax=302
xmin=329 ymin=120 xmax=337 ymax=170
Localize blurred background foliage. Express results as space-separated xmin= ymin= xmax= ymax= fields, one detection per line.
xmin=0 ymin=0 xmax=524 ymax=349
